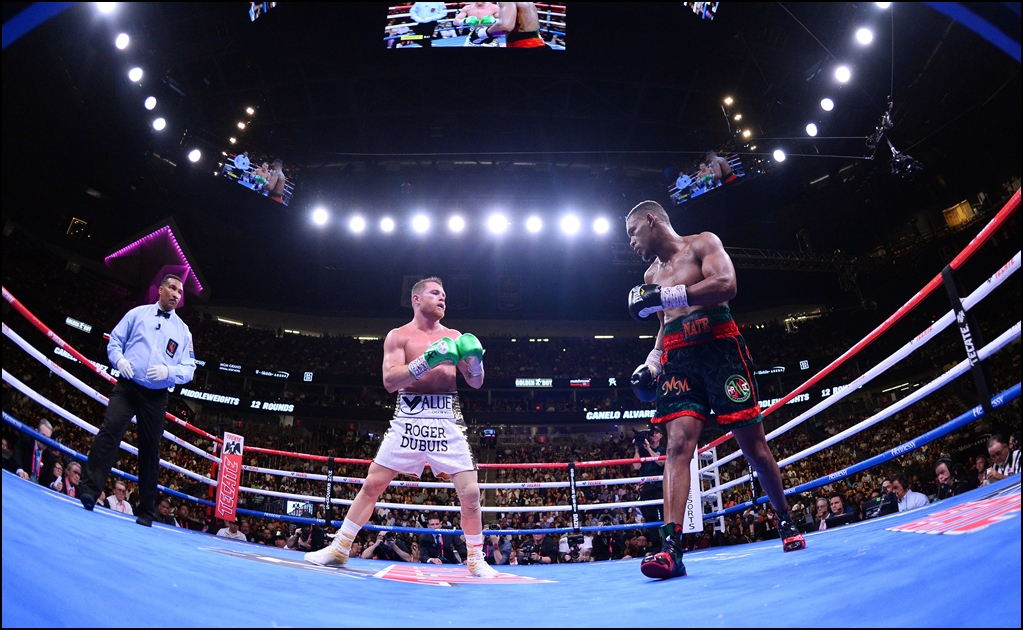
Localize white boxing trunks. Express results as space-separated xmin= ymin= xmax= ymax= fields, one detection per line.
xmin=373 ymin=392 xmax=477 ymax=478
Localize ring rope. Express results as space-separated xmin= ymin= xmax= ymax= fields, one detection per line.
xmin=705 ymin=320 xmax=1021 ymax=496
xmin=2 ymin=286 xmax=223 ymax=446
xmin=700 ymin=250 xmax=1021 ymax=474
xmin=1 ymin=369 xmax=218 ymax=487
xmin=699 ymin=189 xmax=1020 ymax=454
xmin=2 ymin=410 xmax=216 ymax=509
xmin=2 ymin=322 xmax=218 ymax=463
xmin=704 ymin=382 xmax=1021 ymax=520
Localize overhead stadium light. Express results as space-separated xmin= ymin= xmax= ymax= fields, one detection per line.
xmin=742 ymin=129 xmax=752 ymax=138
xmin=835 ymin=66 xmax=851 ymax=83
xmin=487 ymin=213 xmax=509 ymax=234
xmin=246 ymin=107 xmax=255 ymax=115
xmin=152 ymin=117 xmax=166 ymax=131
xmin=96 ymin=3 xmax=116 ymax=13
xmin=144 ymin=96 xmax=157 ymax=110
xmin=312 ymin=208 xmax=329 ymax=226
xmin=128 ymin=67 xmax=143 ymax=82
xmin=734 ymin=114 xmax=742 ymax=121
xmin=188 ymin=149 xmax=201 ymax=163
xmin=723 ymin=96 xmax=733 ymax=105
xmin=560 ymin=215 xmax=581 ymax=235
xmin=448 ymin=215 xmax=465 ymax=232
xmin=773 ymin=149 xmax=787 ymax=162
xmin=380 ymin=217 xmax=395 ymax=233
xmin=876 ymin=2 xmax=891 ymax=8
xmin=856 ymin=28 xmax=873 ymax=45
xmin=526 ymin=216 xmax=543 ymax=233
xmin=806 ymin=123 xmax=818 ymax=137
xmin=349 ymin=216 xmax=366 ymax=233
xmin=237 ymin=122 xmax=246 ymax=130
xmin=115 ymin=33 xmax=129 ymax=49
xmin=412 ymin=214 xmax=430 ymax=233
xmin=593 ymin=218 xmax=610 ymax=234
xmin=228 ymin=137 xmax=236 ymax=144
xmin=820 ymin=98 xmax=834 ymax=111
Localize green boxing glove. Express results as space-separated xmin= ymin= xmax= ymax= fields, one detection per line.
xmin=480 ymin=15 xmax=496 ymax=25
xmin=456 ymin=333 xmax=484 ymax=377
xmin=464 ymin=15 xmax=480 ymax=26
xmin=408 ymin=337 xmax=459 ymax=380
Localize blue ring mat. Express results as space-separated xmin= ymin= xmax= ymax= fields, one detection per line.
xmin=2 ymin=469 xmax=1019 ymax=627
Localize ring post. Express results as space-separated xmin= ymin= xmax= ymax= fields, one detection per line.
xmin=324 ymin=456 xmax=335 ymax=527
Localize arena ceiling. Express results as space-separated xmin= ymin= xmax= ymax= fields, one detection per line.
xmin=2 ymin=2 xmax=1020 ymax=321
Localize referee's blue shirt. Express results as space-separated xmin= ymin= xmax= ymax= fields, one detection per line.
xmin=107 ymin=303 xmax=196 ymax=390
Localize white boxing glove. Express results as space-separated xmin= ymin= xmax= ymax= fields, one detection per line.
xmin=116 ymin=358 xmax=135 ymax=379
xmin=146 ymin=365 xmax=169 ymax=381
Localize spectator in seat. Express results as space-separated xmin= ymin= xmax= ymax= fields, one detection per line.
xmin=827 ymin=495 xmax=856 ymax=520
xmin=985 ymin=434 xmax=1021 ymax=484
xmin=47 ymin=460 xmax=65 ymax=493
xmin=217 ymin=520 xmax=247 ymax=541
xmin=890 ymin=474 xmax=929 ymax=512
xmin=58 ymin=460 xmax=82 ymax=498
xmin=419 ymin=514 xmax=466 ymax=564
xmin=154 ymin=498 xmax=175 ymax=525
xmin=814 ymin=497 xmax=830 ymax=530
xmin=173 ymin=504 xmax=197 ymax=530
xmin=106 ymin=481 xmax=134 ymax=515
xmin=934 ymin=458 xmax=973 ymax=500
xmin=6 ymin=419 xmax=57 ymax=483
xmin=974 ymin=455 xmax=989 ymax=487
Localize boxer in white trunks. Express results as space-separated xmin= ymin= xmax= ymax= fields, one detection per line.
xmin=305 ymin=276 xmax=499 ymax=577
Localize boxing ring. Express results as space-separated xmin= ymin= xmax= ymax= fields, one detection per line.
xmin=2 ymin=192 xmax=1021 ymax=627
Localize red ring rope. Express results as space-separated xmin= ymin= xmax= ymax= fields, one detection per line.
xmin=699 ymin=189 xmax=1020 ymax=453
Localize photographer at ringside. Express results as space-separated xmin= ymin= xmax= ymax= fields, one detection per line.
xmin=515 ymin=524 xmax=559 ymax=565
xmin=361 ymin=530 xmax=412 ymax=562
xmin=482 ymin=522 xmax=511 ymax=566
xmin=590 ymin=515 xmax=627 ymax=561
xmin=633 ymin=425 xmax=666 ymax=546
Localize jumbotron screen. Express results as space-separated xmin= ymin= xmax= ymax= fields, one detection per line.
xmin=219 ymin=151 xmax=295 ymax=207
xmin=384 ymin=2 xmax=566 ymax=49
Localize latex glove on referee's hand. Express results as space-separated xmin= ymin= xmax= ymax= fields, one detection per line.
xmin=146 ymin=365 xmax=169 ymax=381
xmin=116 ymin=358 xmax=134 ymax=379
xmin=456 ymin=333 xmax=485 ymax=377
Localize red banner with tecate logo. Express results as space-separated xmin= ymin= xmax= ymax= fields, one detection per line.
xmin=215 ymin=432 xmax=245 ymax=521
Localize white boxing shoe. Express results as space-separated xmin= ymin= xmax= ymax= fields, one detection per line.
xmin=467 ymin=557 xmax=501 ymax=578
xmin=304 ymin=539 xmax=350 ymax=566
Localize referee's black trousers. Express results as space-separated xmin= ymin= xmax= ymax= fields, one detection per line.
xmin=80 ymin=379 xmax=167 ymax=519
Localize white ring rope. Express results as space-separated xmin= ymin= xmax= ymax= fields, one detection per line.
xmin=1 ymin=368 xmax=218 ymax=487
xmin=239 ymin=483 xmax=664 ymax=513
xmin=701 ymin=251 xmax=1021 ymax=475
xmin=2 ymin=322 xmax=218 ymax=464
xmin=704 ymin=320 xmax=1021 ymax=496
xmin=240 ymin=463 xmax=663 ymax=489
xmin=4 ymin=319 xmax=665 ymax=506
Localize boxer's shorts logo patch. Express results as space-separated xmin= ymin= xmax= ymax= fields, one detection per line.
xmin=401 ymin=395 xmax=424 ymax=414
xmin=724 ymin=375 xmax=751 ymax=403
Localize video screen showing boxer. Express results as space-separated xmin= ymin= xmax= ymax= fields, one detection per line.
xmin=219 ymin=151 xmax=294 ymax=206
xmin=669 ymin=151 xmax=746 ymax=206
xmin=248 ymin=1 xmax=278 ymax=22
xmin=385 ymin=3 xmax=566 ymax=50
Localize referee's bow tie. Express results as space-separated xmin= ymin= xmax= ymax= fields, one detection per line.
xmin=156 ymin=309 xmax=171 ymax=319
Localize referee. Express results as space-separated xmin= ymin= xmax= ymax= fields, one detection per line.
xmin=78 ymin=274 xmax=196 ymax=527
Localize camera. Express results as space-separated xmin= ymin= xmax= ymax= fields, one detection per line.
xmin=518 ymin=540 xmax=536 ymax=564
xmin=567 ymin=534 xmax=585 ymax=561
xmin=633 ymin=428 xmax=652 ymax=448
xmin=383 ymin=531 xmax=395 ymax=541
